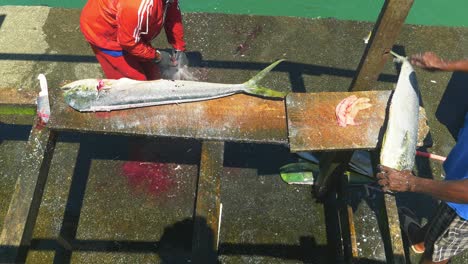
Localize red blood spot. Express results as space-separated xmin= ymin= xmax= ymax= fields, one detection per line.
xmin=122 ymin=161 xmax=173 ymax=196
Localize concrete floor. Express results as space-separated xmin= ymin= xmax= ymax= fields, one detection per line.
xmin=1 ymin=5 xmax=468 ymax=263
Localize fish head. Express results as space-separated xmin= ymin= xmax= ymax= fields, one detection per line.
xmin=60 ymin=79 xmax=111 ymax=111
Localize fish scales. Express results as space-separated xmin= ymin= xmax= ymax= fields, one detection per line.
xmin=94 ymin=79 xmax=244 ymax=110
xmin=380 ymin=54 xmax=420 ymax=171
xmin=60 ymin=60 xmax=287 ymax=112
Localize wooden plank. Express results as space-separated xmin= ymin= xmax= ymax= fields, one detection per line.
xmin=347 ymin=206 xmax=359 ymax=258
xmin=287 ymin=91 xmax=390 ymax=152
xmin=0 ymin=88 xmax=37 ymax=107
xmin=0 ymin=88 xmax=37 ymax=125
xmin=377 ymin=194 xmax=406 ymax=264
xmin=383 ymin=195 xmax=406 ymax=263
xmin=354 ymin=0 xmax=415 ymax=251
xmin=0 ymin=112 xmax=35 ymax=125
xmin=350 ymin=0 xmax=414 ymax=91
xmin=192 ymin=141 xmax=224 ymax=263
xmin=310 ymin=1 xmax=414 ymax=260
xmin=48 ymin=87 xmax=287 ymax=144
xmin=337 ymin=173 xmax=358 ymax=262
xmin=0 ymin=119 xmax=57 ymax=263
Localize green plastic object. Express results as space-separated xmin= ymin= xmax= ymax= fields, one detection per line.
xmin=279 ymin=162 xmax=376 ymax=185
xmin=279 ymin=162 xmax=318 ymax=185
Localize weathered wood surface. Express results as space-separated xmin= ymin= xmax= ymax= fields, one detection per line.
xmin=48 ymin=88 xmax=288 ymax=144
xmin=348 ymin=1 xmax=413 ymax=261
xmin=337 ymin=175 xmax=358 ymax=261
xmin=0 ymin=88 xmax=37 ymax=125
xmin=0 ymin=88 xmax=37 ymax=107
xmin=0 ymin=112 xmax=35 ymax=125
xmin=350 ymin=0 xmax=414 ymax=91
xmin=383 ymin=195 xmax=406 ymax=264
xmin=287 ymin=91 xmax=428 ymax=152
xmin=0 ymin=119 xmax=57 ymax=263
xmin=377 ymin=192 xmax=407 ymax=264
xmin=287 ymin=91 xmax=391 ymax=152
xmin=311 ymin=1 xmax=413 ymax=261
xmin=192 ymin=141 xmax=224 ymax=263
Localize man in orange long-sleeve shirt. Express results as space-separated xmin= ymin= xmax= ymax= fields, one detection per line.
xmin=80 ymin=0 xmax=187 ymax=80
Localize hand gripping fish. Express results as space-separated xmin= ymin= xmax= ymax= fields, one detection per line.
xmin=380 ymin=51 xmax=420 ymax=171
xmin=61 ymin=60 xmax=287 ymax=112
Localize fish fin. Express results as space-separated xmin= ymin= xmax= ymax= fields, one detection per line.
xmin=243 ymin=59 xmax=288 ymax=98
xmin=400 ymin=130 xmax=415 ymax=170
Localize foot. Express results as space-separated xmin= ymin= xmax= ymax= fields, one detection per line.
xmin=400 ymin=207 xmax=426 ymax=254
xmin=406 ymin=221 xmax=425 ymax=253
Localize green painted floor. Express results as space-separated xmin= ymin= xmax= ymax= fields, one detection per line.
xmin=1 ymin=0 xmax=468 ymax=27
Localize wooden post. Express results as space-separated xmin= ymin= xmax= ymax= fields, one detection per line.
xmin=318 ymin=0 xmax=413 ymax=262
xmin=192 ymin=141 xmax=224 ymax=263
xmin=0 ymin=119 xmax=57 ymax=263
xmin=337 ymin=172 xmax=358 ymax=262
xmin=382 ymin=195 xmax=406 ymax=263
xmin=350 ymin=0 xmax=414 ymax=91
xmin=351 ymin=1 xmax=415 ymax=259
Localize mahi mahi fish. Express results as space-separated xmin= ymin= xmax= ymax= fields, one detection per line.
xmin=61 ymin=60 xmax=287 ymax=112
xmin=380 ymin=51 xmax=420 ymax=171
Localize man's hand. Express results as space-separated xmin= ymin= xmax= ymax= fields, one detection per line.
xmin=171 ymin=50 xmax=188 ymax=67
xmin=410 ymin=52 xmax=447 ymax=70
xmin=376 ymin=165 xmax=416 ymax=192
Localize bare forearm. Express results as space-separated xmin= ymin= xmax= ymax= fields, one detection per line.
xmin=440 ymin=60 xmax=468 ymax=72
xmin=412 ymin=177 xmax=468 ymax=203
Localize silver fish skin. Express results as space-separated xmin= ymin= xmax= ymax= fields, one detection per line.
xmin=61 ymin=60 xmax=287 ymax=112
xmin=380 ymin=53 xmax=420 ymax=171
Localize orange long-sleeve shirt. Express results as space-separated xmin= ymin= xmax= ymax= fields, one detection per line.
xmin=80 ymin=0 xmax=186 ymax=61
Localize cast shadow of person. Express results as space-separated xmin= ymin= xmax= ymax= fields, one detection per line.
xmin=158 ymin=217 xmax=220 ymax=264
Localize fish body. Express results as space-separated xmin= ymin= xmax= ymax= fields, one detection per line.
xmin=61 ymin=60 xmax=287 ymax=112
xmin=380 ymin=53 xmax=420 ymax=170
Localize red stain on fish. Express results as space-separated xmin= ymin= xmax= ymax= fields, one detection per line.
xmin=335 ymin=95 xmax=372 ymax=127
xmin=97 ymin=79 xmax=105 ymax=91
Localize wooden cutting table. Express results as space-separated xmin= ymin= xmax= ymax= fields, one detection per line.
xmin=0 ymin=0 xmax=418 ymax=263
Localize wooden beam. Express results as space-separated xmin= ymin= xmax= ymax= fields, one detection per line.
xmin=192 ymin=141 xmax=224 ymax=263
xmin=0 ymin=88 xmax=37 ymax=107
xmin=48 ymin=87 xmax=288 ymax=144
xmin=287 ymin=91 xmax=390 ymax=152
xmin=0 ymin=88 xmax=37 ymax=125
xmin=350 ymin=0 xmax=414 ymax=91
xmin=382 ymin=195 xmax=406 ymax=263
xmin=286 ymin=91 xmax=429 ymax=152
xmin=337 ymin=172 xmax=358 ymax=262
xmin=310 ymin=1 xmax=414 ymax=261
xmin=0 ymin=119 xmax=57 ymax=263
